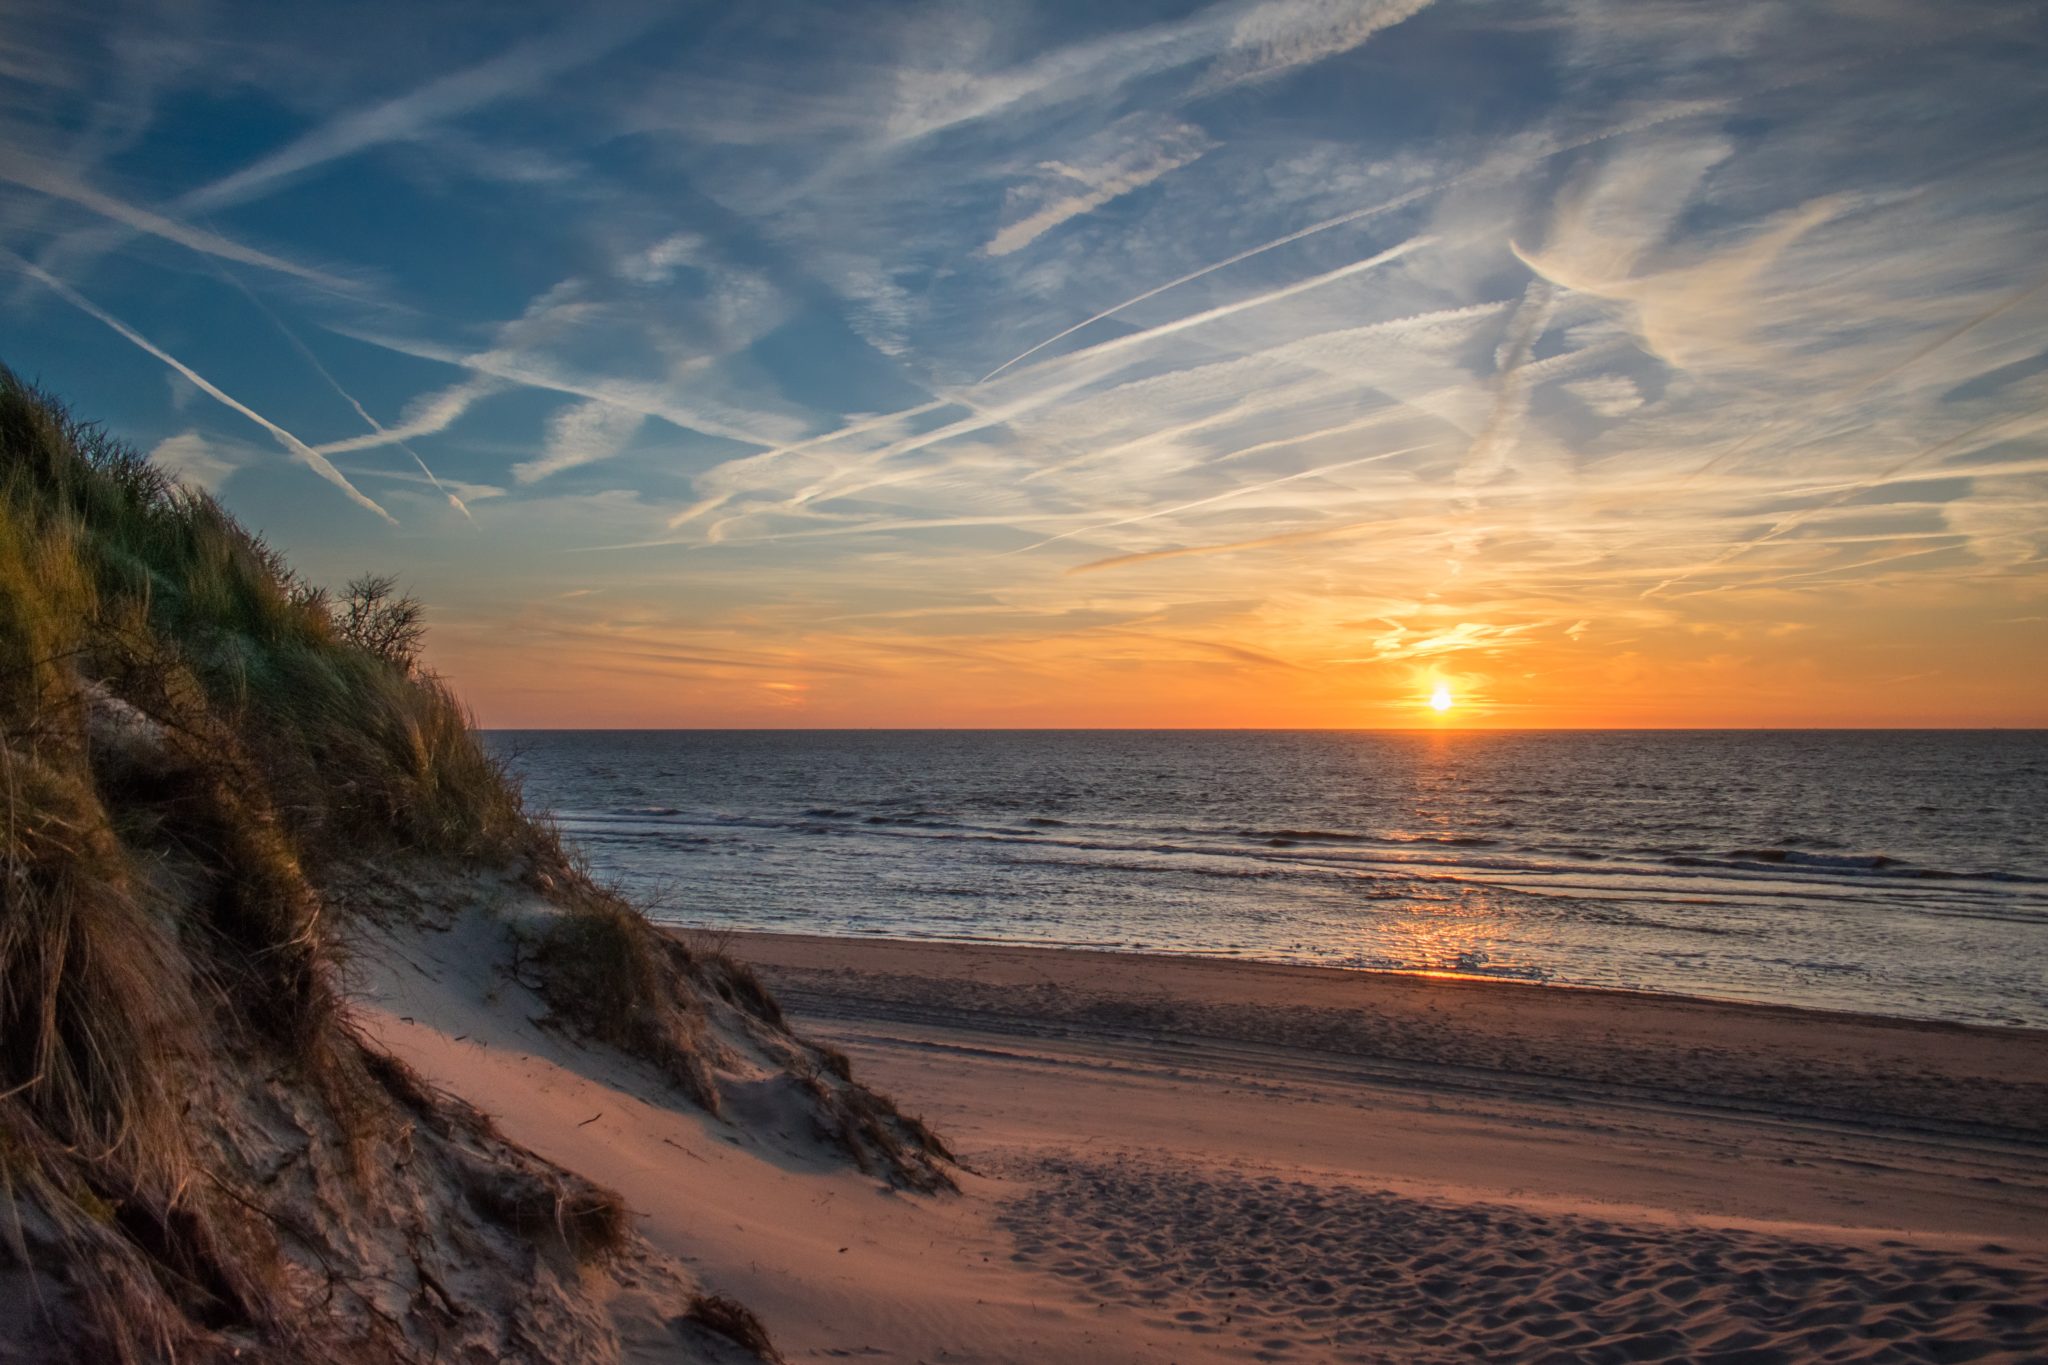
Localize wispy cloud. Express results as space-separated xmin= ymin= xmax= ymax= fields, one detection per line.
xmin=178 ymin=14 xmax=659 ymax=217
xmin=986 ymin=117 xmax=1214 ymax=257
xmin=310 ymin=375 xmax=505 ymax=457
xmin=1515 ymin=176 xmax=1845 ymax=373
xmin=976 ymin=96 xmax=1725 ymax=381
xmin=516 ymin=398 xmax=647 ymax=484
xmin=147 ymin=431 xmax=251 ymax=492
xmin=1206 ymin=0 xmax=1436 ymax=88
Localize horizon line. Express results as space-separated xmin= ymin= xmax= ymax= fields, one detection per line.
xmin=477 ymin=724 xmax=2048 ymax=733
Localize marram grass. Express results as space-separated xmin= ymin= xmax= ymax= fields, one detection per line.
xmin=0 ymin=366 xmax=948 ymax=1360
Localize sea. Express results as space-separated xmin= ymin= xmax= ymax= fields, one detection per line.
xmin=487 ymin=730 xmax=2048 ymax=1029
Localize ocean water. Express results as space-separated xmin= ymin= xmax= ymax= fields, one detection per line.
xmin=488 ymin=730 xmax=2048 ymax=1028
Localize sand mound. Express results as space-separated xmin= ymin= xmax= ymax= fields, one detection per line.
xmin=998 ymin=1152 xmax=2048 ymax=1363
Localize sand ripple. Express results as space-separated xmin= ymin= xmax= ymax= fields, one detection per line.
xmin=996 ymin=1154 xmax=2048 ymax=1363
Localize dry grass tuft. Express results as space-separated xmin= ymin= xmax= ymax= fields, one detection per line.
xmin=695 ymin=950 xmax=788 ymax=1029
xmin=682 ymin=1293 xmax=785 ymax=1363
xmin=514 ymin=863 xmax=956 ymax=1191
xmin=799 ymin=1072 xmax=957 ymax=1193
xmin=461 ymin=1166 xmax=631 ymax=1265
xmin=519 ymin=880 xmax=726 ymax=1114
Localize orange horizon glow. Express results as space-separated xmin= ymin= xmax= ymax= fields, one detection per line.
xmin=412 ymin=587 xmax=2045 ymax=731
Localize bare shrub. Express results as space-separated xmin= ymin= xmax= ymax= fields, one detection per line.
xmin=334 ymin=573 xmax=425 ymax=670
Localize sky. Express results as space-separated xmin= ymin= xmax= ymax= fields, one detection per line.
xmin=3 ymin=0 xmax=2045 ymax=728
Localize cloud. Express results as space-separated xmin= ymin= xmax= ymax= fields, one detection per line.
xmin=14 ymin=0 xmax=2048 ymax=725
xmin=1513 ymin=142 xmax=1847 ymax=372
xmin=1368 ymin=620 xmax=1542 ymax=659
xmin=311 ymin=374 xmax=505 ymax=456
xmin=148 ymin=431 xmax=245 ymax=492
xmin=1560 ymin=374 xmax=1643 ymax=417
xmin=872 ymin=7 xmax=1232 ymax=147
xmin=347 ymin=466 xmax=508 ymax=505
xmin=1007 ymin=235 xmax=1435 ymax=380
xmin=15 ymin=10 xmax=659 ymax=297
xmin=976 ymin=96 xmax=1724 ymax=382
xmin=872 ymin=0 xmax=1433 ymax=147
xmin=333 ymin=247 xmax=805 ymax=467
xmin=1068 ymin=517 xmax=1384 ymax=574
xmin=177 ymin=14 xmax=658 ymax=216
xmin=615 ymin=232 xmax=706 ymax=285
xmin=515 ymin=398 xmax=648 ymax=484
xmin=1209 ymin=0 xmax=1436 ymax=87
xmin=986 ymin=118 xmax=1214 ymax=257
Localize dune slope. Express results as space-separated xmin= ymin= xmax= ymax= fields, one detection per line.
xmin=0 ymin=371 xmax=944 ymax=1362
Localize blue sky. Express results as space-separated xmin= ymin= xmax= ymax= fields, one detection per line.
xmin=4 ymin=0 xmax=2046 ymax=725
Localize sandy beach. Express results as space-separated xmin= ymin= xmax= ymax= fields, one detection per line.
xmin=355 ymin=903 xmax=2048 ymax=1364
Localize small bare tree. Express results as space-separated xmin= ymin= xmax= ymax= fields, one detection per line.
xmin=335 ymin=574 xmax=426 ymax=670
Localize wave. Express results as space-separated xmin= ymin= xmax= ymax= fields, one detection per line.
xmin=1725 ymin=848 xmax=1900 ymax=870
xmin=551 ymin=807 xmax=2048 ymax=903
xmin=1248 ymin=828 xmax=1499 ymax=849
xmin=1448 ymin=951 xmax=1548 ymax=982
xmin=1665 ymin=849 xmax=2047 ymax=885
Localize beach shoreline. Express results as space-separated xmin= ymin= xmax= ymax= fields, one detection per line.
xmin=715 ymin=929 xmax=2048 ymax=1144
xmin=709 ymin=927 xmax=2048 ymax=1038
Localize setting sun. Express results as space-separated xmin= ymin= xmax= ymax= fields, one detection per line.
xmin=1430 ymin=683 xmax=1455 ymax=713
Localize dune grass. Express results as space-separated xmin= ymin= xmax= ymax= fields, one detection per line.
xmin=0 ymin=367 xmax=570 ymax=1357
xmin=0 ymin=365 xmax=953 ymax=1354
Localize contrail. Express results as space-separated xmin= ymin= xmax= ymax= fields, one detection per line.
xmin=1067 ymin=515 xmax=1385 ymax=575
xmin=976 ymin=7 xmax=2027 ymax=388
xmin=661 ymin=399 xmax=960 ymax=530
xmin=0 ymin=150 xmax=352 ymax=290
xmin=211 ymin=256 xmax=475 ymax=522
xmin=1644 ymin=406 xmax=2047 ymax=598
xmin=20 ymin=13 xmax=663 ymax=312
xmin=1006 ymin=441 xmax=1441 ymax=557
xmin=768 ymin=238 xmax=1429 ymax=525
xmin=1012 ymin=236 xmax=1434 ymax=380
xmin=1591 ymin=269 xmax=2048 ymax=591
xmin=671 ymin=234 xmax=1435 ymax=534
xmin=977 ymin=100 xmax=1723 ymax=384
xmin=5 ymin=251 xmax=395 ymax=523
xmin=1671 ymin=272 xmax=2048 ymax=493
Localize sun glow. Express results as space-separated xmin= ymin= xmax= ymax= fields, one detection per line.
xmin=1429 ymin=683 xmax=1454 ymax=713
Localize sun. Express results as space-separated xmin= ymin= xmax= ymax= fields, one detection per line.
xmin=1429 ymin=682 xmax=1454 ymax=713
